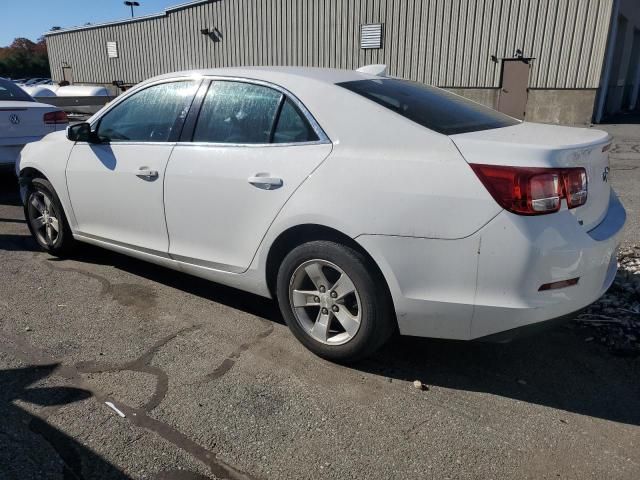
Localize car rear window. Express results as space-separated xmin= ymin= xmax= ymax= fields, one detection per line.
xmin=0 ymin=79 xmax=34 ymax=102
xmin=337 ymin=78 xmax=518 ymax=135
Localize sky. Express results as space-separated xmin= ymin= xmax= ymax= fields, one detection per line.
xmin=1 ymin=0 xmax=182 ymax=46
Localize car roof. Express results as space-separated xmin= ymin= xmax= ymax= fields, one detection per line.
xmin=149 ymin=66 xmax=378 ymax=87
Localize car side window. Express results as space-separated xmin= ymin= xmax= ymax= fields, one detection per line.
xmin=194 ymin=81 xmax=282 ymax=144
xmin=97 ymin=81 xmax=197 ymax=143
xmin=272 ymin=98 xmax=319 ymax=143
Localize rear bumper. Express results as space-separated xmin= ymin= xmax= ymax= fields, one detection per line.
xmin=0 ymin=134 xmax=50 ymax=166
xmin=475 ymin=309 xmax=584 ymax=343
xmin=357 ymin=190 xmax=625 ymax=340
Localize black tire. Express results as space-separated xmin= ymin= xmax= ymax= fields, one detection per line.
xmin=23 ymin=177 xmax=75 ymax=256
xmin=276 ymin=240 xmax=395 ymax=363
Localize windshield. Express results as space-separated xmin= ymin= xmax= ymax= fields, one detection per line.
xmin=0 ymin=78 xmax=34 ymax=102
xmin=337 ymin=78 xmax=518 ymax=135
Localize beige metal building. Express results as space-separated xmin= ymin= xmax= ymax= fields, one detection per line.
xmin=45 ymin=0 xmax=640 ymax=124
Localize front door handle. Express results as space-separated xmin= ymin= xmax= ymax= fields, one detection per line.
xmin=136 ymin=167 xmax=159 ymax=180
xmin=248 ymin=174 xmax=283 ymax=190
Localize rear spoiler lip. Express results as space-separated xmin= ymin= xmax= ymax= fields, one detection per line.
xmin=449 ymin=128 xmax=613 ymax=170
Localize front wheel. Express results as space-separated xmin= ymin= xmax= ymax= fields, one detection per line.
xmin=276 ymin=240 xmax=395 ymax=363
xmin=24 ymin=177 xmax=74 ymax=256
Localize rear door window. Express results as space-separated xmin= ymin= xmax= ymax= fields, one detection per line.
xmin=193 ymin=81 xmax=282 ymax=144
xmin=193 ymin=81 xmax=321 ymax=144
xmin=272 ymin=98 xmax=319 ymax=143
xmin=337 ymin=78 xmax=519 ymax=135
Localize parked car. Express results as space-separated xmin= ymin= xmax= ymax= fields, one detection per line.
xmin=33 ymin=79 xmax=53 ymax=86
xmin=21 ymin=78 xmax=50 ymax=86
xmin=0 ymin=78 xmax=68 ymax=172
xmin=16 ymin=67 xmax=625 ymax=362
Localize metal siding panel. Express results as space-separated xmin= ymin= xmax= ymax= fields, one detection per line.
xmin=577 ymin=0 xmax=598 ymax=88
xmin=454 ymin=0 xmax=468 ymax=86
xmin=415 ymin=0 xmax=428 ymax=83
xmin=567 ymin=0 xmax=589 ymax=87
xmin=556 ymin=0 xmax=577 ymax=88
xmin=466 ymin=0 xmax=479 ymax=85
xmin=535 ymin=0 xmax=553 ymax=87
xmin=396 ymin=0 xmax=407 ymax=78
xmin=184 ymin=8 xmax=193 ymax=69
xmin=44 ymin=0 xmax=614 ymax=93
xmin=588 ymin=0 xmax=614 ymax=88
xmin=233 ymin=0 xmax=242 ymax=66
xmin=525 ymin=1 xmax=544 ymax=87
xmin=444 ymin=0 xmax=457 ymax=86
xmin=432 ymin=0 xmax=443 ymax=84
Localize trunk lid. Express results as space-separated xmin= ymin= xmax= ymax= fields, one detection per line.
xmin=0 ymin=101 xmax=58 ymax=142
xmin=450 ymin=122 xmax=612 ymax=232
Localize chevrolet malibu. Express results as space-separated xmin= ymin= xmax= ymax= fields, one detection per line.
xmin=17 ymin=67 xmax=626 ymax=362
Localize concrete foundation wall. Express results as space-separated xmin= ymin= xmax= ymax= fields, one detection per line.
xmin=525 ymin=89 xmax=598 ymax=125
xmin=445 ymin=88 xmax=499 ymax=110
xmin=447 ymin=88 xmax=597 ymax=125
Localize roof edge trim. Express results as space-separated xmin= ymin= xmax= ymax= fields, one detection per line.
xmin=44 ymin=0 xmax=214 ymax=36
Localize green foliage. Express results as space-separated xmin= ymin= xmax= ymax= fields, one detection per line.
xmin=0 ymin=37 xmax=50 ymax=79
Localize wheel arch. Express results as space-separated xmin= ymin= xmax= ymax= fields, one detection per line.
xmin=18 ymin=166 xmax=77 ymax=231
xmin=17 ymin=167 xmax=48 ymax=201
xmin=19 ymin=166 xmax=47 ymax=181
xmin=265 ymin=223 xmax=397 ymax=327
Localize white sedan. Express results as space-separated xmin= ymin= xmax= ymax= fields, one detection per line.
xmin=0 ymin=78 xmax=68 ymax=172
xmin=17 ymin=67 xmax=626 ymax=362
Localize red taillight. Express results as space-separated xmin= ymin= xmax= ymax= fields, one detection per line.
xmin=43 ymin=110 xmax=68 ymax=125
xmin=471 ymin=164 xmax=588 ymax=215
xmin=563 ymin=168 xmax=588 ymax=208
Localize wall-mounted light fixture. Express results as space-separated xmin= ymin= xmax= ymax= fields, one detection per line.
xmin=201 ymin=27 xmax=222 ymax=42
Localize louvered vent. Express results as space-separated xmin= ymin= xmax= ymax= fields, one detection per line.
xmin=106 ymin=41 xmax=119 ymax=58
xmin=360 ymin=23 xmax=383 ymax=49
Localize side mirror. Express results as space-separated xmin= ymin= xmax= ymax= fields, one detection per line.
xmin=66 ymin=122 xmax=98 ymax=143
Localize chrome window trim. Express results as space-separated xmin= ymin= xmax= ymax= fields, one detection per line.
xmin=173 ymin=140 xmax=328 ymax=148
xmin=74 ymin=141 xmax=178 ymax=147
xmin=90 ymin=74 xmax=332 ymax=146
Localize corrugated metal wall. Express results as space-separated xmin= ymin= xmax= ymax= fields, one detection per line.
xmin=46 ymin=0 xmax=614 ymax=89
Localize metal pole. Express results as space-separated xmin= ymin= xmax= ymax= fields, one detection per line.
xmin=130 ymin=4 xmax=134 ymax=17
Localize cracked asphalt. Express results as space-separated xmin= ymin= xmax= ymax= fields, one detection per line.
xmin=1 ymin=121 xmax=639 ymax=479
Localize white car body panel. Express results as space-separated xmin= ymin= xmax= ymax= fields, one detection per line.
xmin=66 ymin=143 xmax=174 ymax=253
xmin=16 ymin=67 xmax=626 ymax=342
xmin=165 ymin=142 xmax=333 ymax=272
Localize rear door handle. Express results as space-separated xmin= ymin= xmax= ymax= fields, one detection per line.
xmin=136 ymin=167 xmax=159 ymax=180
xmin=248 ymin=174 xmax=283 ymax=190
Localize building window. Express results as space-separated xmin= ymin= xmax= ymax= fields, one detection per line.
xmin=360 ymin=23 xmax=383 ymax=49
xmin=106 ymin=41 xmax=119 ymax=59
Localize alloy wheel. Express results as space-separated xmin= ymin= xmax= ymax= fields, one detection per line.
xmin=27 ymin=190 xmax=60 ymax=247
xmin=288 ymin=259 xmax=362 ymax=345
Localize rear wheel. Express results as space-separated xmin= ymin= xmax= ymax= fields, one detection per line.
xmin=276 ymin=240 xmax=395 ymax=362
xmin=24 ymin=177 xmax=74 ymax=256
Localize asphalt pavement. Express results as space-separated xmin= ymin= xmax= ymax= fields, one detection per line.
xmin=0 ymin=121 xmax=639 ymax=479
